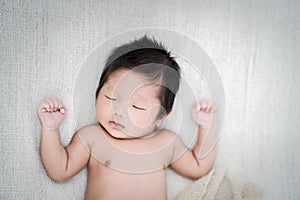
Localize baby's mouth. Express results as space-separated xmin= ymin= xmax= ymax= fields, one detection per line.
xmin=109 ymin=121 xmax=125 ymax=130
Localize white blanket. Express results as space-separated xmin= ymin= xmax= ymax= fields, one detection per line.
xmin=176 ymin=166 xmax=264 ymax=200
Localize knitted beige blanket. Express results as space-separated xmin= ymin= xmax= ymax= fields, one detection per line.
xmin=176 ymin=166 xmax=264 ymax=200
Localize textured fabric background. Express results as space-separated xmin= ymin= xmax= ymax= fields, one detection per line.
xmin=0 ymin=0 xmax=299 ymax=199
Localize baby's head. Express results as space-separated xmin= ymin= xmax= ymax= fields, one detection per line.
xmin=95 ymin=36 xmax=181 ymax=139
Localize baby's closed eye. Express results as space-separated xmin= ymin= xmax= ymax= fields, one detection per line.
xmin=132 ymin=105 xmax=146 ymax=110
xmin=105 ymin=94 xmax=146 ymax=110
xmin=104 ymin=95 xmax=116 ymax=101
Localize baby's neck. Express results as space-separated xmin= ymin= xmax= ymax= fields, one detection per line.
xmin=98 ymin=123 xmax=161 ymax=140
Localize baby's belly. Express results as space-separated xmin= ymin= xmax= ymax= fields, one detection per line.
xmin=85 ymin=157 xmax=167 ymax=200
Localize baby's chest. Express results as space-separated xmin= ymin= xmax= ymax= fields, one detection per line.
xmin=88 ymin=149 xmax=171 ymax=174
xmin=89 ymin=138 xmax=174 ymax=173
xmin=87 ymin=157 xmax=167 ymax=196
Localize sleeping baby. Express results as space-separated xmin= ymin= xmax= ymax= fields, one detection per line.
xmin=38 ymin=36 xmax=216 ymax=200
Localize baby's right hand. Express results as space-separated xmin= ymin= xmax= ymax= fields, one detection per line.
xmin=38 ymin=97 xmax=67 ymax=130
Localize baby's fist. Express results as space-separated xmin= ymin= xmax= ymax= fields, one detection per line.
xmin=38 ymin=97 xmax=67 ymax=130
xmin=191 ymin=100 xmax=215 ymax=128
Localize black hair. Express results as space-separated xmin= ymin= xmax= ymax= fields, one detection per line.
xmin=95 ymin=36 xmax=181 ymax=118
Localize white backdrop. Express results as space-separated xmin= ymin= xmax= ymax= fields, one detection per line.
xmin=1 ymin=0 xmax=299 ymax=199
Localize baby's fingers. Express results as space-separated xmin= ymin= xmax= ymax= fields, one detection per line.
xmin=51 ymin=97 xmax=62 ymax=112
xmin=198 ymin=101 xmax=216 ymax=113
xmin=39 ymin=101 xmax=51 ymax=113
xmin=39 ymin=98 xmax=65 ymax=113
xmin=193 ymin=101 xmax=217 ymax=112
xmin=53 ymin=98 xmax=66 ymax=113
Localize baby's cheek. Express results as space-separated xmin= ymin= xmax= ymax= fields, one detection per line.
xmin=128 ymin=110 xmax=151 ymax=128
xmin=128 ymin=104 xmax=162 ymax=128
xmin=96 ymin=99 xmax=110 ymax=122
xmin=149 ymin=104 xmax=164 ymax=119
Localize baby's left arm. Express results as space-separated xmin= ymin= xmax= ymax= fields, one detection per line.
xmin=170 ymin=101 xmax=216 ymax=179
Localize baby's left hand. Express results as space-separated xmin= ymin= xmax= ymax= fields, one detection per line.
xmin=191 ymin=100 xmax=215 ymax=128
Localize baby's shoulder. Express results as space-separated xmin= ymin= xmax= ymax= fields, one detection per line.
xmin=76 ymin=124 xmax=103 ymax=149
xmin=157 ymin=129 xmax=186 ymax=149
xmin=157 ymin=129 xmax=178 ymax=140
xmin=77 ymin=124 xmax=101 ymax=134
xmin=155 ymin=129 xmax=184 ymax=146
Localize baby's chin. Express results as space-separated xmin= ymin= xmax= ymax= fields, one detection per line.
xmin=108 ymin=130 xmax=137 ymax=139
xmin=111 ymin=128 xmax=160 ymax=140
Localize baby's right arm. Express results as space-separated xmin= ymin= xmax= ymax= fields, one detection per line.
xmin=38 ymin=97 xmax=90 ymax=182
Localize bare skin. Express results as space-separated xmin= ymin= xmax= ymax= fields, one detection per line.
xmin=38 ymin=70 xmax=216 ymax=200
xmin=82 ymin=125 xmax=172 ymax=200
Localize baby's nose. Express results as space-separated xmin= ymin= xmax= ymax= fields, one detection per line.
xmin=112 ymin=103 xmax=126 ymax=118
